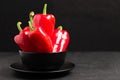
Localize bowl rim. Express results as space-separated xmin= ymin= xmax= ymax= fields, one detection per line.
xmin=19 ymin=50 xmax=67 ymax=54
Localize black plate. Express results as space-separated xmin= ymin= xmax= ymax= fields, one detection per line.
xmin=9 ymin=62 xmax=75 ymax=74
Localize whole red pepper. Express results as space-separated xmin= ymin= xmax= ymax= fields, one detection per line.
xmin=33 ymin=4 xmax=55 ymax=37
xmin=14 ymin=22 xmax=35 ymax=52
xmin=29 ymin=11 xmax=53 ymax=52
xmin=51 ymin=26 xmax=70 ymax=52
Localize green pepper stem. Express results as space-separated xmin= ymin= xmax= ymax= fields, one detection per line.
xmin=43 ymin=4 xmax=47 ymax=15
xmin=17 ymin=22 xmax=22 ymax=32
xmin=29 ymin=11 xmax=34 ymax=25
xmin=57 ymin=26 xmax=63 ymax=30
xmin=28 ymin=21 xmax=33 ymax=31
xmin=29 ymin=11 xmax=34 ymax=31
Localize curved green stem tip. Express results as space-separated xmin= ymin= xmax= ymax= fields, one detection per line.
xmin=29 ymin=11 xmax=34 ymax=18
xmin=17 ymin=22 xmax=22 ymax=32
xmin=29 ymin=11 xmax=34 ymax=24
xmin=58 ymin=26 xmax=63 ymax=30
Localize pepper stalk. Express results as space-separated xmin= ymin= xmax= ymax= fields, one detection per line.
xmin=29 ymin=11 xmax=35 ymax=31
xmin=17 ymin=22 xmax=22 ymax=32
xmin=43 ymin=3 xmax=47 ymax=15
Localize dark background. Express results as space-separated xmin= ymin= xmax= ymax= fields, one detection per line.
xmin=0 ymin=0 xmax=120 ymax=52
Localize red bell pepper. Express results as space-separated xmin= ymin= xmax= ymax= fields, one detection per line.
xmin=33 ymin=4 xmax=55 ymax=37
xmin=28 ymin=11 xmax=53 ymax=52
xmin=14 ymin=22 xmax=35 ymax=52
xmin=51 ymin=26 xmax=70 ymax=52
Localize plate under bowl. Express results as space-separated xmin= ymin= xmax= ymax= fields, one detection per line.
xmin=9 ymin=62 xmax=75 ymax=74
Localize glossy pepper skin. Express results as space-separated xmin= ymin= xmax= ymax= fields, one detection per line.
xmin=29 ymin=27 xmax=53 ymax=52
xmin=14 ymin=23 xmax=35 ymax=52
xmin=33 ymin=4 xmax=55 ymax=37
xmin=51 ymin=26 xmax=70 ymax=52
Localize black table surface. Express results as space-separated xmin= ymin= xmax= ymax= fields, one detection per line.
xmin=0 ymin=52 xmax=120 ymax=80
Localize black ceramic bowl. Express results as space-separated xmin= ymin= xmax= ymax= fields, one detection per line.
xmin=19 ymin=51 xmax=66 ymax=70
